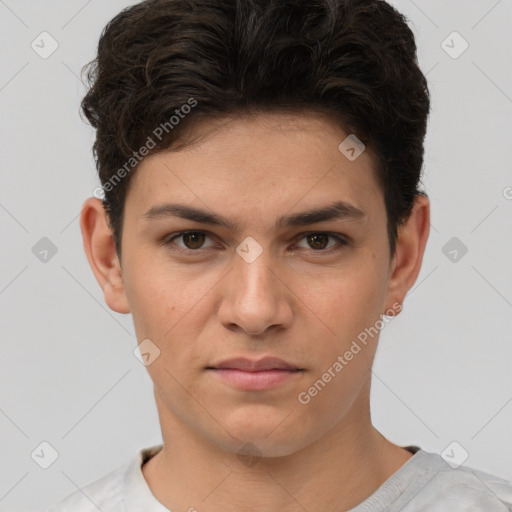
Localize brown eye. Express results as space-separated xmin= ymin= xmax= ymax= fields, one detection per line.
xmin=181 ymin=232 xmax=206 ymax=249
xmin=307 ymin=233 xmax=329 ymax=250
xmin=165 ymin=231 xmax=216 ymax=252
xmin=295 ymin=232 xmax=348 ymax=252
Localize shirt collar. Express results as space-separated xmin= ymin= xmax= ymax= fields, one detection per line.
xmin=122 ymin=444 xmax=169 ymax=511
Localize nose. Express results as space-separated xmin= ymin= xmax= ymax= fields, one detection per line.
xmin=216 ymin=245 xmax=293 ymax=337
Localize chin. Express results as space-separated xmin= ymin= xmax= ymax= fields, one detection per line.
xmin=211 ymin=419 xmax=311 ymax=459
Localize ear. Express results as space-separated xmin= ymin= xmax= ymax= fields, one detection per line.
xmin=383 ymin=193 xmax=430 ymax=316
xmin=79 ymin=197 xmax=131 ymax=314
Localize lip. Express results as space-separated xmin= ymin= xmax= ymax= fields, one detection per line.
xmin=207 ymin=356 xmax=302 ymax=372
xmin=205 ymin=356 xmax=304 ymax=391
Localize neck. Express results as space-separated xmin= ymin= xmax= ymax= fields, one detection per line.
xmin=142 ymin=384 xmax=413 ymax=512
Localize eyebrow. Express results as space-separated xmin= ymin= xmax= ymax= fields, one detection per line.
xmin=142 ymin=200 xmax=367 ymax=231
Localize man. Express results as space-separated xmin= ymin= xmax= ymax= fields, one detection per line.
xmin=48 ymin=0 xmax=512 ymax=510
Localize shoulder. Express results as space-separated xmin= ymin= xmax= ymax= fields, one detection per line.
xmin=403 ymin=450 xmax=512 ymax=511
xmin=433 ymin=462 xmax=512 ymax=510
xmin=45 ymin=459 xmax=129 ymax=512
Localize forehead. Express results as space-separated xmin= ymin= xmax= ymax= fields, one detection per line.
xmin=125 ymin=112 xmax=384 ymax=227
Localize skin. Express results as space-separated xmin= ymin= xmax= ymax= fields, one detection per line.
xmin=80 ymin=112 xmax=430 ymax=512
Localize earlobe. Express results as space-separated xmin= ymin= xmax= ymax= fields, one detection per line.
xmin=79 ymin=197 xmax=131 ymax=314
xmin=383 ymin=193 xmax=430 ymax=314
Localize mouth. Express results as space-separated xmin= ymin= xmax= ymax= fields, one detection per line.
xmin=206 ymin=356 xmax=303 ymax=372
xmin=205 ymin=356 xmax=304 ymax=391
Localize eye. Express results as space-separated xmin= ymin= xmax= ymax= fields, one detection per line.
xmin=164 ymin=231 xmax=217 ymax=253
xmin=161 ymin=230 xmax=349 ymax=255
xmin=294 ymin=232 xmax=348 ymax=252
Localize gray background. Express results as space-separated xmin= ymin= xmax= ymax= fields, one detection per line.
xmin=1 ymin=1 xmax=511 ymax=510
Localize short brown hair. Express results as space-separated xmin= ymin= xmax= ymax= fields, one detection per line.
xmin=80 ymin=0 xmax=430 ymax=261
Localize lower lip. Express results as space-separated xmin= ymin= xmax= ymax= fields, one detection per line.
xmin=207 ymin=368 xmax=302 ymax=390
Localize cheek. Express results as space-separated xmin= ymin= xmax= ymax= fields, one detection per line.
xmin=124 ymin=260 xmax=219 ymax=350
xmin=122 ymin=257 xmax=181 ymax=340
xmin=304 ymin=260 xmax=385 ymax=337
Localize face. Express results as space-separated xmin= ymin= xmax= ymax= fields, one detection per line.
xmin=89 ymin=113 xmax=417 ymax=458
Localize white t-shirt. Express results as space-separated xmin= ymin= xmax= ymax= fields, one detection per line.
xmin=46 ymin=444 xmax=512 ymax=511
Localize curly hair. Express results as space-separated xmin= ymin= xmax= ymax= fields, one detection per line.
xmin=80 ymin=0 xmax=430 ymax=262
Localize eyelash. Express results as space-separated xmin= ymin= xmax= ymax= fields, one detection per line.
xmin=161 ymin=230 xmax=349 ymax=256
